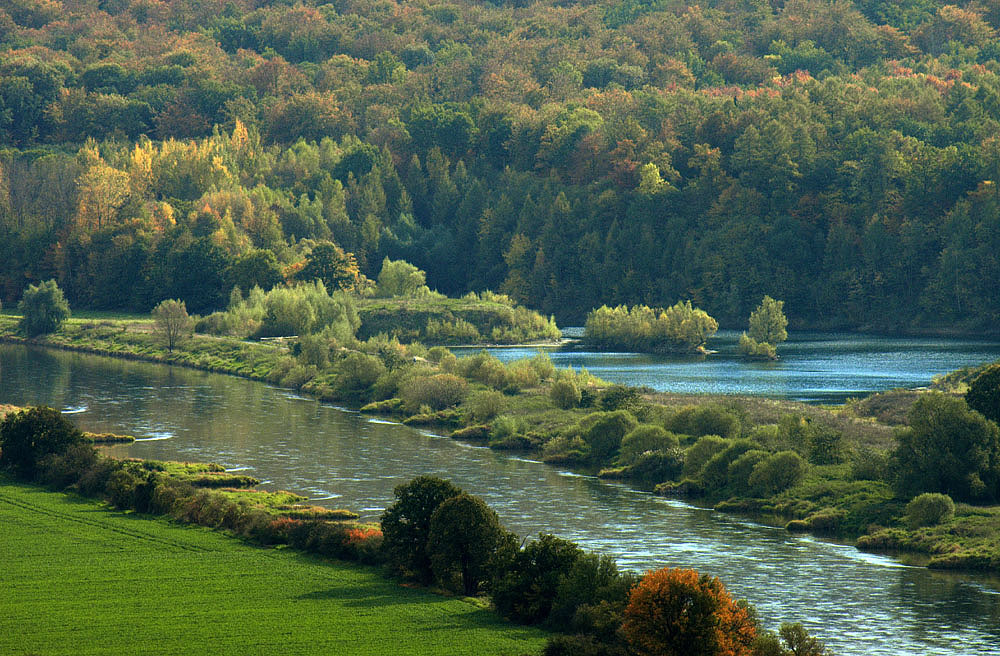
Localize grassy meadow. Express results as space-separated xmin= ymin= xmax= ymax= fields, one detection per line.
xmin=0 ymin=479 xmax=545 ymax=656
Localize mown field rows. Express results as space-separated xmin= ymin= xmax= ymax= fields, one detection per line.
xmin=0 ymin=480 xmax=545 ymax=656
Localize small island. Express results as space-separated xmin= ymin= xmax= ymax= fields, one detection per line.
xmin=582 ymin=301 xmax=719 ymax=354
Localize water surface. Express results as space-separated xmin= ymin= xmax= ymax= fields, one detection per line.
xmin=1 ymin=343 xmax=999 ymax=655
xmin=458 ymin=330 xmax=1000 ymax=402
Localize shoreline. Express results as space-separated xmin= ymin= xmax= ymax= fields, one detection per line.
xmin=2 ymin=320 xmax=998 ymax=576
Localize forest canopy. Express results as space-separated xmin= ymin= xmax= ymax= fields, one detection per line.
xmin=1 ymin=0 xmax=999 ymax=332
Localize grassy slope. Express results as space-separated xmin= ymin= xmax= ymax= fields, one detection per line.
xmin=0 ymin=480 xmax=545 ymax=656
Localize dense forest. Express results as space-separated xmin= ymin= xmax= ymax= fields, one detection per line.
xmin=2 ymin=0 xmax=1000 ymax=331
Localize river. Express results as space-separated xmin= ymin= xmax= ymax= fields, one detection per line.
xmin=1 ymin=342 xmax=999 ymax=654
xmin=459 ymin=330 xmax=1000 ymax=402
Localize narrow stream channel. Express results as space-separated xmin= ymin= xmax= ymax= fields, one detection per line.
xmin=1 ymin=343 xmax=998 ymax=655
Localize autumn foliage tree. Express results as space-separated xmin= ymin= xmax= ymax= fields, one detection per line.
xmin=622 ymin=567 xmax=756 ymax=656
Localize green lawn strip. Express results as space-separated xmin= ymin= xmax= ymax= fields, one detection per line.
xmin=0 ymin=480 xmax=546 ymax=656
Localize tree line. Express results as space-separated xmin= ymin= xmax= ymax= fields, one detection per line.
xmin=2 ymin=0 xmax=1000 ymax=331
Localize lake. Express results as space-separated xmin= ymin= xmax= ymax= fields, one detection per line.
xmin=1 ymin=341 xmax=999 ymax=655
xmin=456 ymin=330 xmax=1000 ymax=402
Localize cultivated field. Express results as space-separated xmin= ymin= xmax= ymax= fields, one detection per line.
xmin=0 ymin=480 xmax=545 ymax=656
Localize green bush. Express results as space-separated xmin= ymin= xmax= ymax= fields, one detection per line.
xmin=699 ymin=439 xmax=756 ymax=491
xmin=618 ymin=425 xmax=680 ymax=466
xmin=727 ymin=449 xmax=770 ymax=495
xmin=577 ymin=411 xmax=638 ymax=463
xmin=400 ymin=374 xmax=468 ymax=411
xmin=18 ymin=280 xmax=70 ymax=336
xmin=966 ymin=364 xmax=1000 ymax=424
xmin=466 ymin=389 xmax=506 ymax=422
xmin=682 ymin=435 xmax=729 ymax=479
xmin=550 ymin=378 xmax=582 ymax=409
xmin=335 ymin=352 xmax=386 ymax=396
xmin=666 ymin=405 xmax=741 ymax=439
xmin=905 ymin=492 xmax=955 ymax=529
xmin=0 ymin=406 xmax=87 ymax=479
xmin=748 ymin=450 xmax=807 ymax=496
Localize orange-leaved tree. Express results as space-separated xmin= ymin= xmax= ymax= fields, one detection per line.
xmin=622 ymin=567 xmax=756 ymax=656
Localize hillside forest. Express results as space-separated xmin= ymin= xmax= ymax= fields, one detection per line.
xmin=2 ymin=0 xmax=1000 ymax=331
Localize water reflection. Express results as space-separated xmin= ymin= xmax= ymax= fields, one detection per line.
xmin=1 ymin=343 xmax=999 ymax=655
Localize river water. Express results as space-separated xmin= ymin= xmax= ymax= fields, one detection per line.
xmin=1 ymin=342 xmax=999 ymax=654
xmin=457 ymin=330 xmax=1000 ymax=403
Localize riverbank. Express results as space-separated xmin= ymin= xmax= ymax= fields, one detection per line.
xmin=2 ymin=315 xmax=999 ymax=575
xmin=0 ymin=478 xmax=546 ymax=656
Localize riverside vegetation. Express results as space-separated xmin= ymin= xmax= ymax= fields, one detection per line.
xmin=3 ymin=287 xmax=1000 ymax=576
xmin=1 ymin=404 xmax=828 ymax=656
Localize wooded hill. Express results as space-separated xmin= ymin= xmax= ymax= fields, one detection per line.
xmin=1 ymin=0 xmax=999 ymax=332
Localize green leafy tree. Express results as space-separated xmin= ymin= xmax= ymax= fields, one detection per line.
xmin=740 ymin=296 xmax=787 ymax=360
xmin=380 ymin=476 xmax=463 ymax=583
xmin=375 ymin=257 xmax=429 ymax=297
xmin=295 ymin=242 xmax=361 ymax=292
xmin=892 ymin=392 xmax=1000 ymax=502
xmin=427 ymin=493 xmax=507 ymax=596
xmin=18 ymin=279 xmax=70 ymax=336
xmin=0 ymin=406 xmax=87 ymax=479
xmin=152 ymin=299 xmax=193 ymax=352
xmin=491 ymin=533 xmax=584 ymax=624
xmin=966 ymin=365 xmax=1000 ymax=424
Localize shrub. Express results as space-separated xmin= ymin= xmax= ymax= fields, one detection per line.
xmin=335 ymin=351 xmax=386 ymax=396
xmin=849 ymin=447 xmax=890 ymax=481
xmin=966 ymin=364 xmax=1000 ymax=424
xmin=619 ymin=425 xmax=680 ymax=466
xmin=492 ymin=533 xmax=584 ymax=624
xmin=578 ymin=411 xmax=639 ymax=463
xmin=18 ymin=279 xmax=70 ymax=336
xmin=683 ymin=435 xmax=729 ymax=479
xmin=529 ymin=351 xmax=556 ymax=381
xmin=550 ymin=378 xmax=582 ymax=409
xmin=891 ymin=392 xmax=1000 ymax=502
xmin=905 ymin=492 xmax=955 ymax=529
xmin=542 ymin=435 xmax=590 ymax=463
xmin=0 ymin=406 xmax=87 ymax=479
xmin=507 ymin=359 xmax=542 ymax=389
xmin=621 ymin=449 xmax=685 ymax=484
xmin=700 ymin=440 xmax=756 ymax=491
xmin=375 ymin=257 xmax=429 ymax=297
xmin=584 ymin=302 xmax=718 ymax=353
xmin=458 ymin=350 xmax=509 ymax=389
xmin=727 ymin=449 xmax=770 ymax=495
xmin=600 ymin=385 xmax=643 ymax=412
xmin=748 ymin=451 xmax=806 ymax=496
xmin=667 ymin=405 xmax=741 ymax=439
xmin=399 ymin=373 xmax=468 ymax=411
xmin=466 ymin=389 xmax=506 ymax=422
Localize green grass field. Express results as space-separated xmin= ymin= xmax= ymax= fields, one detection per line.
xmin=0 ymin=480 xmax=545 ymax=656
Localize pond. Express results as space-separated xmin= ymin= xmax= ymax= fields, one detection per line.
xmin=456 ymin=330 xmax=1000 ymax=403
xmin=1 ymin=343 xmax=999 ymax=655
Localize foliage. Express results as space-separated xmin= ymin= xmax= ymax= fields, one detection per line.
xmin=666 ymin=405 xmax=741 ymax=440
xmin=399 ymin=374 xmax=468 ymax=412
xmin=295 ymin=242 xmax=362 ymax=293
xmin=585 ymin=303 xmax=718 ymax=353
xmin=380 ymin=476 xmax=463 ymax=583
xmin=18 ymin=280 xmax=70 ymax=336
xmin=576 ymin=410 xmax=639 ymax=463
xmin=905 ymin=492 xmax=955 ymax=529
xmin=740 ymin=296 xmax=788 ymax=360
xmin=622 ymin=567 xmax=756 ymax=656
xmin=748 ymin=451 xmax=807 ymax=497
xmin=427 ymin=493 xmax=507 ymax=596
xmin=152 ymin=298 xmax=193 ymax=352
xmin=376 ymin=258 xmax=430 ymax=298
xmin=0 ymin=406 xmax=87 ymax=479
xmin=492 ymin=533 xmax=584 ymax=624
xmin=618 ymin=425 xmax=680 ymax=466
xmin=891 ymin=392 xmax=1000 ymax=502
xmin=966 ymin=365 xmax=1000 ymax=424
xmin=550 ymin=378 xmax=582 ymax=410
